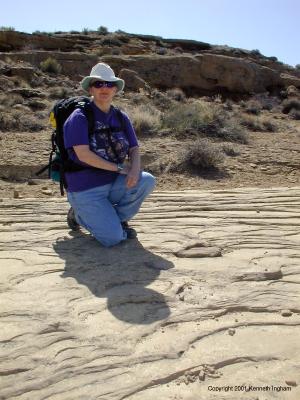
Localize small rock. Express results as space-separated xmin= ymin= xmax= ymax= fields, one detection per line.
xmin=228 ymin=328 xmax=236 ymax=336
xmin=281 ymin=309 xmax=293 ymax=317
xmin=41 ymin=189 xmax=53 ymax=195
xmin=176 ymin=246 xmax=222 ymax=258
xmin=28 ymin=178 xmax=44 ymax=186
xmin=198 ymin=371 xmax=205 ymax=381
xmin=285 ymin=380 xmax=297 ymax=387
xmin=13 ymin=190 xmax=20 ymax=199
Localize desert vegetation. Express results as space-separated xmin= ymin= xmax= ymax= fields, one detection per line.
xmin=0 ymin=29 xmax=299 ymax=195
xmin=40 ymin=57 xmax=62 ymax=74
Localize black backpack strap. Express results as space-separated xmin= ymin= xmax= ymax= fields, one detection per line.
xmin=82 ymin=102 xmax=95 ymax=136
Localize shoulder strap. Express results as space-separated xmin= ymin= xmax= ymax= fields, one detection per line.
xmin=80 ymin=102 xmax=95 ymax=136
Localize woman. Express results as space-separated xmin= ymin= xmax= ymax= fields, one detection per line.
xmin=64 ymin=62 xmax=155 ymax=247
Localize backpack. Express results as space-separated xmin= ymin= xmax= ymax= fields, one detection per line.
xmin=36 ymin=96 xmax=126 ymax=195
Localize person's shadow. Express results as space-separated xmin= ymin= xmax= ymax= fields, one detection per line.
xmin=53 ymin=232 xmax=174 ymax=325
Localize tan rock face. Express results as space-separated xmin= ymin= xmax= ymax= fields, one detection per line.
xmin=103 ymin=54 xmax=291 ymax=94
xmin=0 ymin=31 xmax=73 ymax=51
xmin=0 ymin=51 xmax=98 ymax=79
xmin=0 ymin=187 xmax=300 ymax=399
xmin=0 ymin=31 xmax=299 ymax=94
xmin=119 ymin=68 xmax=150 ymax=91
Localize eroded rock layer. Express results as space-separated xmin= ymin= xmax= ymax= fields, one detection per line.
xmin=0 ymin=187 xmax=300 ymax=399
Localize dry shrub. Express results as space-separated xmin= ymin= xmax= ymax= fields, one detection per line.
xmin=0 ymin=110 xmax=44 ymax=132
xmin=40 ymin=57 xmax=62 ymax=74
xmin=290 ymin=110 xmax=300 ymax=120
xmin=127 ymin=105 xmax=161 ymax=135
xmin=100 ymin=35 xmax=122 ymax=47
xmin=162 ymin=101 xmax=214 ymax=131
xmin=48 ymin=87 xmax=72 ymax=99
xmin=282 ymin=99 xmax=300 ymax=114
xmin=162 ymin=101 xmax=248 ymax=143
xmin=166 ymin=88 xmax=186 ymax=102
xmin=205 ymin=115 xmax=248 ymax=144
xmin=222 ymin=144 xmax=240 ymax=157
xmin=178 ymin=139 xmax=224 ymax=170
xmin=244 ymin=100 xmax=262 ymax=115
xmin=0 ymin=93 xmax=24 ymax=107
xmin=240 ymin=114 xmax=278 ymax=132
xmin=26 ymin=99 xmax=48 ymax=110
xmin=127 ymin=91 xmax=149 ymax=105
xmin=150 ymin=89 xmax=173 ymax=110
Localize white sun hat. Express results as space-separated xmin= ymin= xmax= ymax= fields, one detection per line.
xmin=81 ymin=62 xmax=125 ymax=92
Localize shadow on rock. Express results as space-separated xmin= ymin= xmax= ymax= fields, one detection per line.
xmin=53 ymin=232 xmax=174 ymax=325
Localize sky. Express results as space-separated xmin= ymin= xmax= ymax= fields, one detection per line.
xmin=1 ymin=0 xmax=299 ymax=67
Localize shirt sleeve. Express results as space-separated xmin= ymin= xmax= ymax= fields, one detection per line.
xmin=120 ymin=111 xmax=139 ymax=148
xmin=63 ymin=108 xmax=89 ymax=149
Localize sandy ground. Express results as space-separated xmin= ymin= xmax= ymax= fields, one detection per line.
xmin=0 ymin=116 xmax=300 ymax=198
xmin=0 ymin=187 xmax=299 ymax=399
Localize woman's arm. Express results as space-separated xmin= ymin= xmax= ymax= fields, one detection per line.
xmin=126 ymin=146 xmax=141 ymax=188
xmin=74 ymin=145 xmax=128 ymax=173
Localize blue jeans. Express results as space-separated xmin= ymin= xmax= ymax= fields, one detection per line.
xmin=67 ymin=171 xmax=156 ymax=247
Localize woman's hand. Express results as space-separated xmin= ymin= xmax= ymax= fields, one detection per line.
xmin=118 ymin=164 xmax=139 ymax=188
xmin=126 ymin=166 xmax=140 ymax=188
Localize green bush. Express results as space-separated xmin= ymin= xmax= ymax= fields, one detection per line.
xmin=40 ymin=57 xmax=62 ymax=74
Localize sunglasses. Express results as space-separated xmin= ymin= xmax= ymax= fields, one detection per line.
xmin=90 ymin=81 xmax=116 ymax=89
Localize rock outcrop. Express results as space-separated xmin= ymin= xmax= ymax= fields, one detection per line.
xmin=0 ymin=51 xmax=98 ymax=79
xmin=0 ymin=30 xmax=299 ymax=95
xmin=0 ymin=31 xmax=74 ymax=52
xmin=103 ymin=54 xmax=300 ymax=94
xmin=1 ymin=187 xmax=300 ymax=399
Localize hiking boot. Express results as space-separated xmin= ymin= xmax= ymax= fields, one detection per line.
xmin=121 ymin=221 xmax=137 ymax=239
xmin=67 ymin=207 xmax=80 ymax=231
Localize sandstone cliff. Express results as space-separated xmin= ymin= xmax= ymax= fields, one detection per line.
xmin=0 ymin=30 xmax=299 ymax=95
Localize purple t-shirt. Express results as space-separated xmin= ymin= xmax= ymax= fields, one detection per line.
xmin=63 ymin=102 xmax=139 ymax=192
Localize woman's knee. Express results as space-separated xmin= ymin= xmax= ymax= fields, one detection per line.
xmin=95 ymin=229 xmax=126 ymax=247
xmin=140 ymin=171 xmax=156 ymax=193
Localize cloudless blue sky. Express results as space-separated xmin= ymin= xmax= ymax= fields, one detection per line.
xmin=1 ymin=0 xmax=299 ymax=66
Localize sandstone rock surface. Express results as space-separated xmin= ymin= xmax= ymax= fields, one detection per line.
xmin=0 ymin=187 xmax=300 ymax=399
xmin=103 ymin=54 xmax=299 ymax=93
xmin=0 ymin=31 xmax=74 ymax=52
xmin=1 ymin=50 xmax=299 ymax=94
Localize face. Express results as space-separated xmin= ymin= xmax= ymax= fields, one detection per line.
xmin=89 ymin=81 xmax=118 ymax=105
